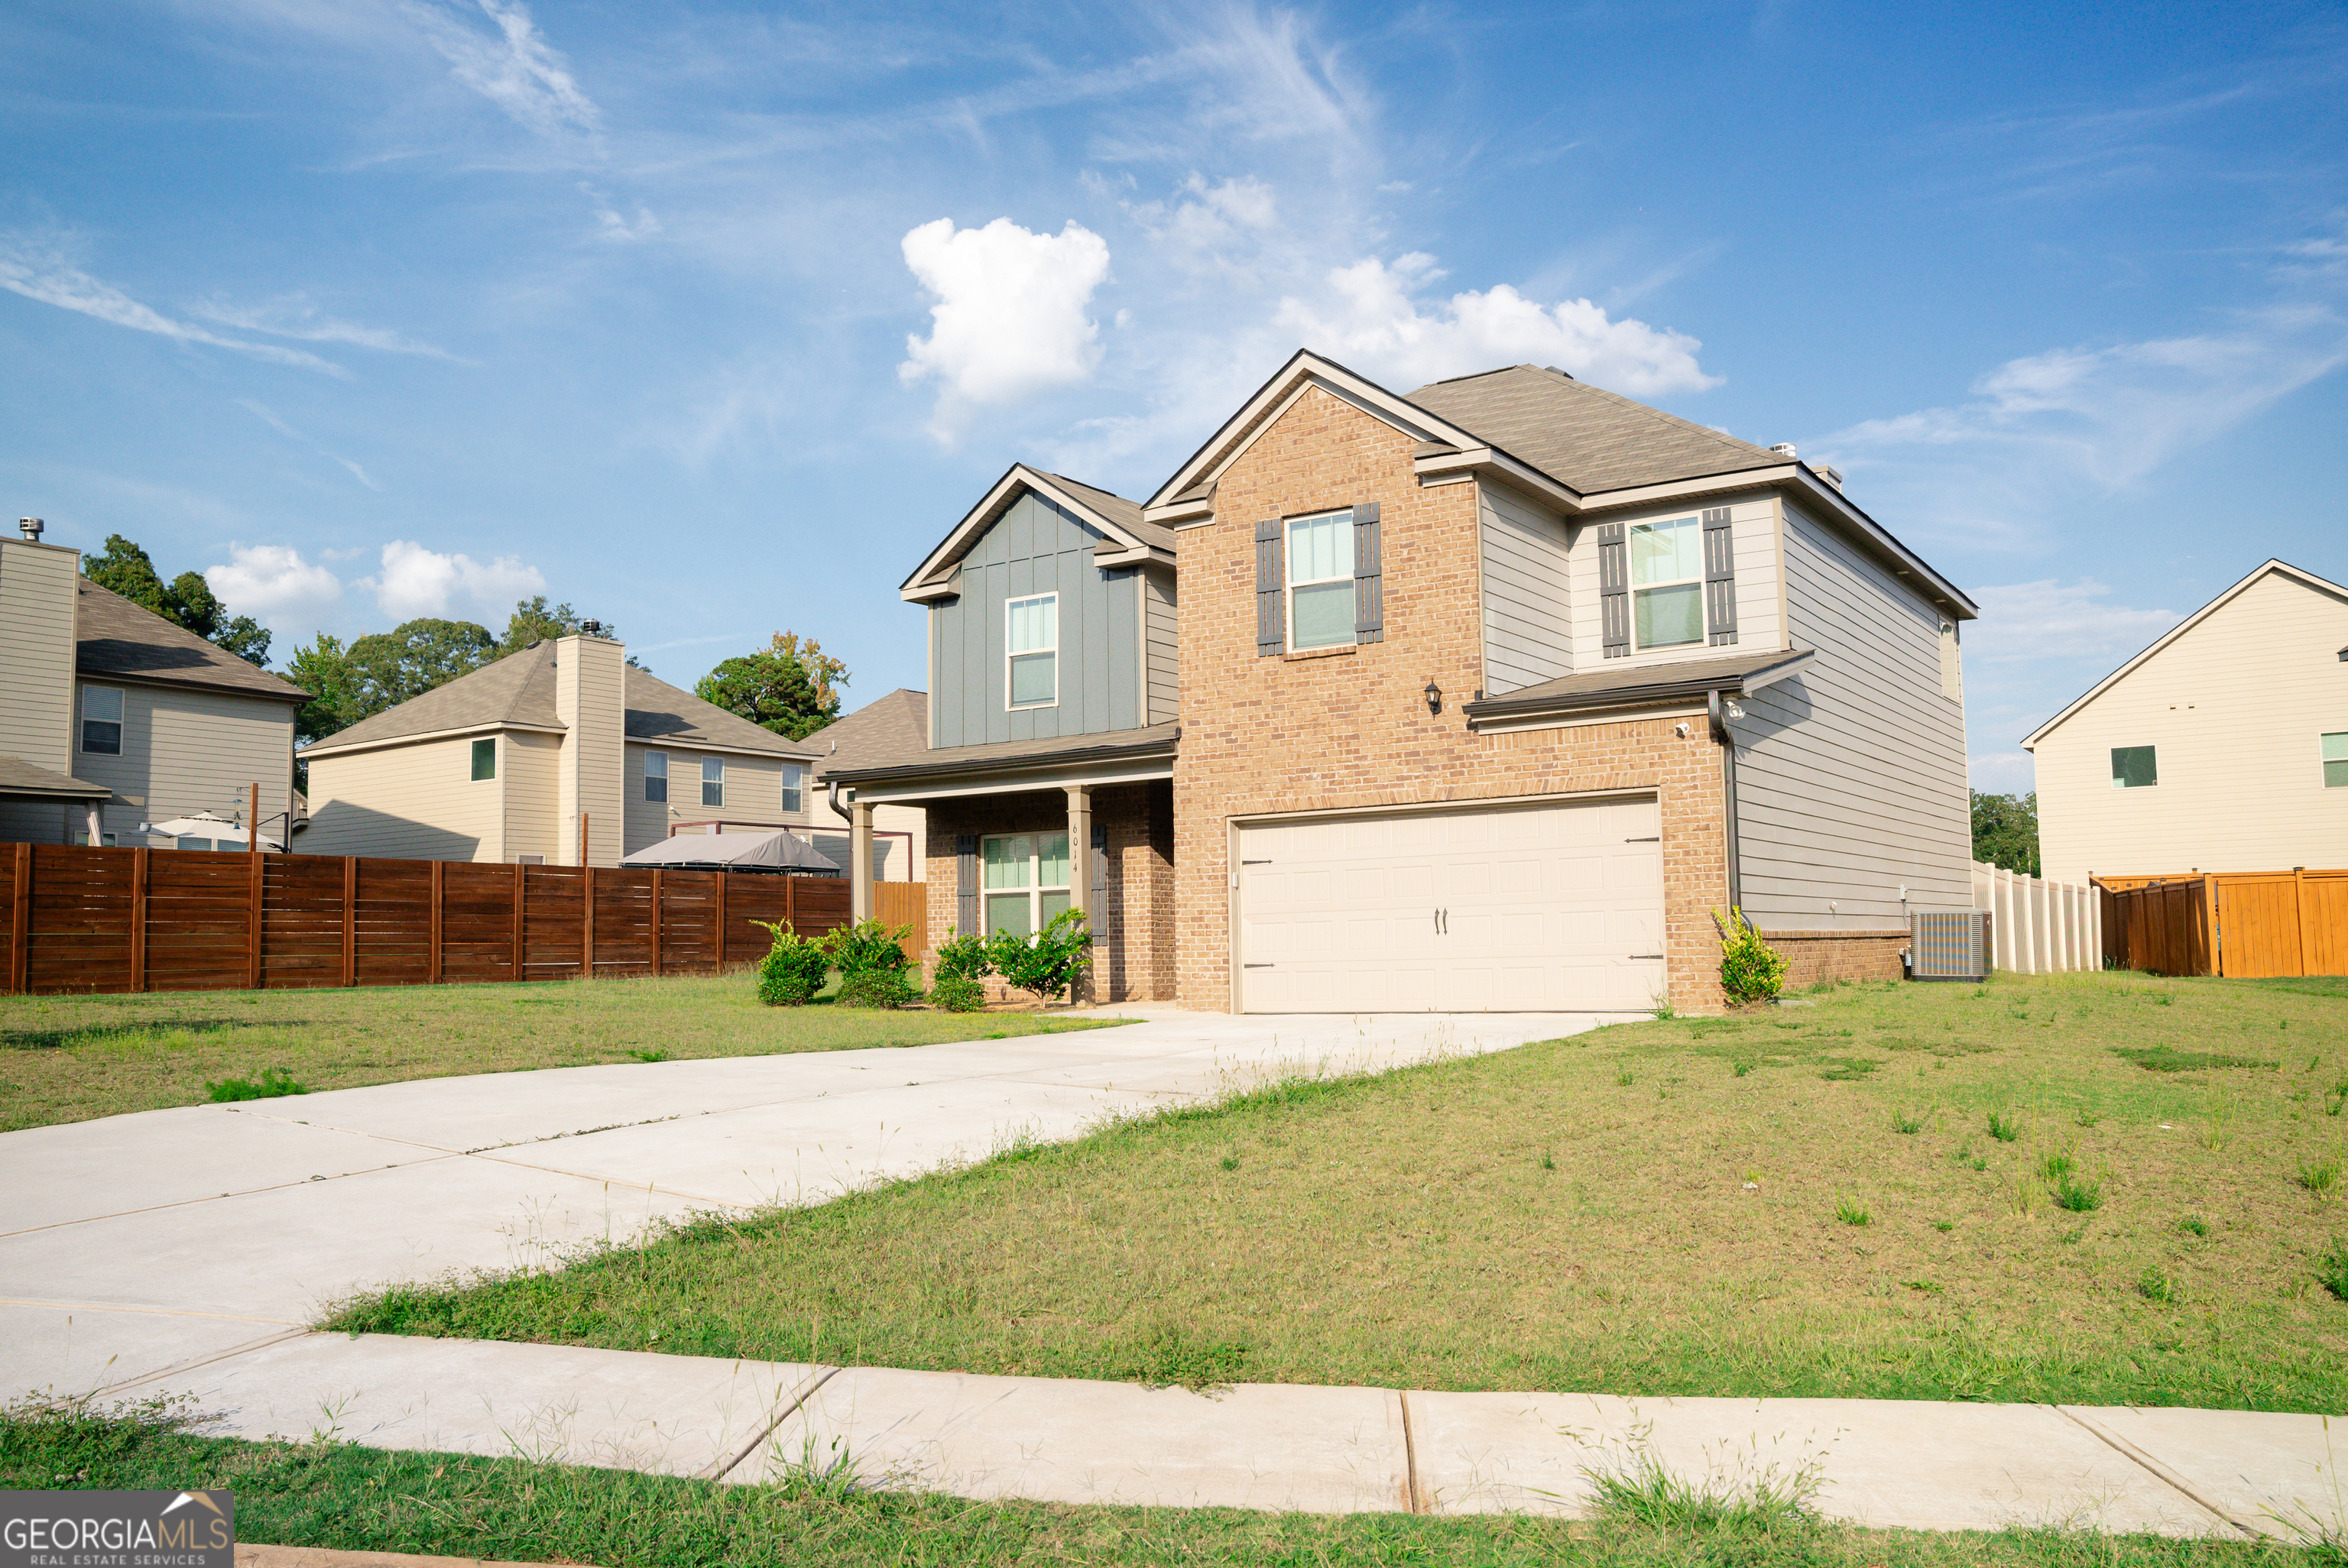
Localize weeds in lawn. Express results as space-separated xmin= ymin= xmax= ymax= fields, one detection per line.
xmin=2328 ymin=1080 xmax=2348 ymax=1118
xmin=2138 ymin=1268 xmax=2178 ymax=1304
xmin=1892 ymin=1112 xmax=1925 ymax=1134
xmin=2116 ymin=1045 xmax=2278 ymax=1072
xmin=2075 ymin=1110 xmax=2101 ymax=1127
xmin=2302 ymin=1158 xmax=2343 ymax=1195
xmin=2320 ymin=1244 xmax=2348 ymax=1304
xmin=1835 ymin=1198 xmax=1871 ymax=1226
xmin=1933 ymin=1220 xmax=1954 ymax=1233
xmin=204 ymin=1066 xmax=306 ymax=1102
xmin=1538 ymin=1152 xmax=1555 ymax=1171
xmin=625 ymin=1048 xmax=672 ymax=1064
xmin=2038 ymin=1152 xmax=2075 ymax=1181
xmin=1903 ymin=1278 xmax=1943 ymax=1295
xmin=767 ymin=1432 xmax=864 ymax=1502
xmin=1575 ymin=1427 xmax=1823 ymax=1537
xmin=2050 ymin=1171 xmax=2103 ymax=1213
xmin=2179 ymin=1216 xmax=2210 ymax=1238
xmin=1219 ymin=1156 xmax=1239 ymax=1171
xmin=1616 ymin=1068 xmax=1636 ymax=1087
xmin=2010 ymin=1178 xmax=2039 ymax=1217
xmin=1731 ymin=1060 xmax=1753 ymax=1077
xmin=1986 ymin=1111 xmax=2020 ymax=1142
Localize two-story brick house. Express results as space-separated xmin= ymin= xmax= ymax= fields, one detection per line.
xmin=829 ymin=351 xmax=1977 ymax=1012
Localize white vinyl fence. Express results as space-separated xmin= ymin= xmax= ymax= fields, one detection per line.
xmin=1971 ymin=860 xmax=2101 ymax=974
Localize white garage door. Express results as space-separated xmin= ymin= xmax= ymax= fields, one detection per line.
xmin=1236 ymin=795 xmax=1665 ymax=1013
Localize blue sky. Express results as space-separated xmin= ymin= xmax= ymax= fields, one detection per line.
xmin=3 ymin=0 xmax=2343 ymax=789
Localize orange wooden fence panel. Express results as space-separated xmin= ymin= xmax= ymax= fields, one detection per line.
xmin=1 ymin=841 xmax=850 ymax=996
xmin=871 ymin=881 xmax=927 ymax=961
xmin=2096 ymin=867 xmax=2348 ymax=978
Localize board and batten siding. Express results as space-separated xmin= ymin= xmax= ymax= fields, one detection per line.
xmin=303 ymin=734 xmax=505 ymax=861
xmin=929 ymin=491 xmax=1144 ymax=747
xmin=2029 ymin=569 xmax=2348 ymax=886
xmin=1559 ymin=495 xmax=1784 ymax=674
xmin=1477 ymin=480 xmax=1573 ymax=695
xmin=0 ymin=539 xmax=83 ymax=843
xmin=73 ymin=684 xmax=296 ymax=849
xmin=1143 ymin=568 xmax=1179 ymax=725
xmin=1730 ymin=503 xmax=1970 ymax=929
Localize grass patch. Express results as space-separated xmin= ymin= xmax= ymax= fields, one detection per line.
xmin=4 ymin=1401 xmax=2336 ymax=1568
xmin=0 ymin=972 xmax=1122 ymax=1131
xmin=205 ymin=1065 xmax=306 ymax=1102
xmin=328 ymin=971 xmax=2348 ymax=1413
xmin=2114 ymin=1045 xmax=2280 ymax=1073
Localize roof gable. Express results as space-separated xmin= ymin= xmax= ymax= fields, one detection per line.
xmin=902 ymin=465 xmax=1164 ymax=601
xmin=75 ymin=581 xmax=310 ymax=703
xmin=1404 ymin=364 xmax=1785 ymax=495
xmin=2020 ymin=559 xmax=2348 ymax=749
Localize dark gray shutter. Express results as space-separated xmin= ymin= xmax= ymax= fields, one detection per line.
xmin=1353 ymin=501 xmax=1383 ymax=644
xmin=1256 ymin=517 xmax=1283 ymax=656
xmin=1088 ymin=824 xmax=1108 ymax=942
xmin=1702 ymin=507 xmax=1737 ymax=646
xmin=1597 ymin=522 xmax=1630 ymax=658
xmin=955 ymin=834 xmax=978 ymax=936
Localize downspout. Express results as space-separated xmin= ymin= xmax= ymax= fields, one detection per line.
xmin=829 ymin=777 xmax=851 ymax=823
xmin=1710 ymin=688 xmax=1742 ymax=912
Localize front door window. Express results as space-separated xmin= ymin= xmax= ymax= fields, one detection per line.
xmin=982 ymin=832 xmax=1071 ymax=936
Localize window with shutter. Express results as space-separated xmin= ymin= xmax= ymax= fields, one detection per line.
xmin=1597 ymin=523 xmax=1630 ymax=658
xmin=955 ymin=834 xmax=979 ymax=935
xmin=1255 ymin=517 xmax=1283 ymax=656
xmin=1088 ymin=824 xmax=1109 ymax=942
xmin=1354 ymin=501 xmax=1383 ymax=643
xmin=1702 ymin=507 xmax=1737 ymax=646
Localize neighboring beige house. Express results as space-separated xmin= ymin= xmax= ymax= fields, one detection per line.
xmin=2023 ymin=559 xmax=2348 ymax=886
xmin=1 ymin=521 xmax=305 ymax=849
xmin=799 ymin=688 xmax=929 ymax=883
xmin=298 ymin=634 xmax=822 ymax=865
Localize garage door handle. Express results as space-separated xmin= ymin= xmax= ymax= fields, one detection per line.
xmin=1624 ymin=836 xmax=1660 ymax=843
xmin=1243 ymin=963 xmax=1274 ymax=969
xmin=1629 ymin=953 xmax=1663 ymax=960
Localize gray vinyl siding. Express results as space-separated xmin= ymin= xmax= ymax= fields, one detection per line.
xmin=76 ymin=683 xmax=297 ymax=850
xmin=1143 ymin=569 xmax=1179 ymax=724
xmin=1563 ymin=495 xmax=1782 ymax=672
xmin=1478 ymin=481 xmax=1572 ymax=695
xmin=1731 ymin=504 xmax=1970 ymax=929
xmin=929 ymin=491 xmax=1143 ymax=747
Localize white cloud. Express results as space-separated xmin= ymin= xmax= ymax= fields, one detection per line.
xmin=194 ymin=294 xmax=456 ymax=358
xmin=404 ymin=0 xmax=600 ymax=141
xmin=360 ymin=539 xmax=546 ymax=620
xmin=205 ymin=544 xmax=345 ymax=624
xmin=1273 ymin=254 xmax=1723 ymax=397
xmin=1128 ymin=174 xmax=1279 ymax=280
xmin=898 ymin=216 xmax=1114 ymax=440
xmin=0 ymin=229 xmax=346 ymax=375
xmin=1968 ymin=750 xmax=2038 ymax=793
xmin=1963 ymin=578 xmax=2181 ymax=666
xmin=580 ymin=183 xmax=661 ymax=242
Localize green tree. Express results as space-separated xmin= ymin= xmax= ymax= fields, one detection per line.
xmin=496 ymin=597 xmax=645 ymax=668
xmin=286 ymin=633 xmax=367 ymax=744
xmin=345 ymin=617 xmax=498 ymax=714
xmin=1971 ymin=789 xmax=2041 ymax=877
xmin=696 ymin=632 xmax=848 ymax=740
xmin=80 ymin=534 xmax=271 ymax=666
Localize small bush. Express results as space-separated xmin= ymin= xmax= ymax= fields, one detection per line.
xmin=2136 ymin=1267 xmax=2177 ymax=1304
xmin=205 ymin=1066 xmax=306 ymax=1103
xmin=751 ymin=927 xmax=830 ymax=1006
xmin=986 ymin=907 xmax=1094 ymax=1004
xmin=926 ymin=974 xmax=986 ymax=1013
xmin=1986 ymin=1111 xmax=2021 ymax=1142
xmin=825 ymin=918 xmax=914 ymax=982
xmin=2050 ymin=1171 xmax=2103 ymax=1213
xmin=932 ymin=927 xmax=991 ymax=983
xmin=2300 ymin=1158 xmax=2342 ymax=1194
xmin=835 ymin=967 xmax=921 ymax=1010
xmin=1713 ymin=907 xmax=1789 ymax=1005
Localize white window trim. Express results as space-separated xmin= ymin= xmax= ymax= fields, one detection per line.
xmin=781 ymin=760 xmax=806 ymax=814
xmin=1285 ymin=509 xmax=1354 ymax=653
xmin=79 ymin=684 xmax=125 ymax=756
xmin=644 ymin=749 xmax=669 ymax=804
xmin=701 ymin=755 xmax=725 ymax=808
xmin=1628 ymin=515 xmax=1705 ymax=651
xmin=1006 ymin=591 xmax=1059 ymax=711
xmin=470 ymin=734 xmax=499 ymax=783
xmin=2322 ymin=731 xmax=2348 ymax=789
xmin=980 ymin=831 xmax=1072 ymax=935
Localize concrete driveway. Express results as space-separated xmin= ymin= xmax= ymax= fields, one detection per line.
xmin=0 ymin=1006 xmax=1602 ymax=1400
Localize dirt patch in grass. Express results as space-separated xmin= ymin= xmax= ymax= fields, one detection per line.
xmin=0 ymin=975 xmax=1122 ymax=1131
xmin=332 ymin=971 xmax=2348 ymax=1412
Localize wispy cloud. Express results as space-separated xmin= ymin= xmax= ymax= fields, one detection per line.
xmin=0 ymin=229 xmax=347 ymax=374
xmin=196 ymin=294 xmax=458 ymax=359
xmin=404 ymin=0 xmax=601 ymax=142
xmin=580 ymin=183 xmax=661 ymax=242
xmin=1964 ymin=578 xmax=2182 ymax=665
xmin=235 ymin=399 xmax=382 ymax=490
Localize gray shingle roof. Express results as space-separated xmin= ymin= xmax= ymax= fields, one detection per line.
xmin=1404 ymin=364 xmax=1787 ymax=496
xmin=1464 ymin=648 xmax=1814 ymax=718
xmin=0 ymin=755 xmax=112 ymax=800
xmin=824 ymin=721 xmax=1178 ymax=786
xmin=76 ymin=581 xmax=310 ymax=703
xmin=806 ymin=689 xmax=930 ymax=782
xmin=299 ymin=642 xmax=819 ymax=758
xmin=1043 ymin=471 xmax=1173 ymax=554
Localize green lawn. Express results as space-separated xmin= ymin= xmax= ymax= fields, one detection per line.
xmin=2 ymin=1397 xmax=2324 ymax=1568
xmin=334 ymin=970 xmax=2348 ymax=1412
xmin=0 ymin=974 xmax=1120 ymax=1132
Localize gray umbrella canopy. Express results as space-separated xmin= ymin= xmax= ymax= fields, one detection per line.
xmin=618 ymin=829 xmax=842 ymax=874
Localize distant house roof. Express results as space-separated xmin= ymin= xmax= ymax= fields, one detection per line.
xmin=1405 ymin=365 xmax=1789 ymax=497
xmin=806 ymin=689 xmax=929 ymax=782
xmin=76 ymin=581 xmax=310 ymax=704
xmin=299 ymin=641 xmax=821 ymax=760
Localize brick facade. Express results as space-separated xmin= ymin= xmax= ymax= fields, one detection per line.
xmin=1171 ymin=385 xmax=1735 ymax=1015
xmin=921 ymin=781 xmax=1176 ymax=1003
xmin=1758 ymin=929 xmax=1909 ymax=988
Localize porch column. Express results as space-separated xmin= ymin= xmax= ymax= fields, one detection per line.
xmin=850 ymin=799 xmax=874 ymax=922
xmin=1065 ymin=783 xmax=1092 ymax=921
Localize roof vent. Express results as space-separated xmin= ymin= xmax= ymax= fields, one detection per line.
xmin=1769 ymin=443 xmax=1797 ymax=459
xmin=1542 ymin=365 xmax=1575 ymax=380
xmin=18 ymin=517 xmax=44 ymax=540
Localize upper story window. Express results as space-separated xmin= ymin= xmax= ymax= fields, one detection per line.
xmin=644 ymin=750 xmax=668 ymax=802
xmin=1286 ymin=510 xmax=1354 ymax=650
xmin=2111 ymin=746 xmax=2158 ymax=789
xmin=79 ymin=685 xmax=123 ymax=755
xmin=2324 ymin=732 xmax=2347 ymax=789
xmin=470 ymin=737 xmax=498 ymax=782
xmin=1007 ymin=593 xmax=1058 ymax=708
xmin=701 ymin=756 xmax=725 ymax=807
xmin=1629 ymin=517 xmax=1704 ymax=649
xmin=782 ymin=761 xmax=806 ymax=814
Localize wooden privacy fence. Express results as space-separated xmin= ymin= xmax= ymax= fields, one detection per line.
xmin=2 ymin=841 xmax=850 ymax=996
xmin=2097 ymin=867 xmax=2348 ymax=978
xmin=870 ymin=880 xmax=928 ymax=961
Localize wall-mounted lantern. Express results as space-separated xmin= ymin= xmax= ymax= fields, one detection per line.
xmin=1423 ymin=680 xmax=1442 ymax=716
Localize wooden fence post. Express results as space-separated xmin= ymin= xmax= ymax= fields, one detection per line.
xmin=342 ymin=857 xmax=358 ymax=987
xmin=430 ymin=860 xmax=445 ymax=986
xmin=131 ymin=847 xmax=149 ymax=993
xmin=511 ymin=863 xmax=526 ymax=983
xmin=2202 ymin=873 xmax=2219 ymax=977
xmin=785 ymin=872 xmax=797 ymax=938
xmin=714 ymin=869 xmax=728 ymax=971
xmin=10 ymin=843 xmax=30 ymax=995
xmin=2296 ymin=867 xmax=2314 ymax=980
xmin=582 ymin=869 xmax=595 ymax=982
xmin=247 ymin=782 xmax=264 ymax=991
xmin=650 ymin=868 xmax=664 ymax=977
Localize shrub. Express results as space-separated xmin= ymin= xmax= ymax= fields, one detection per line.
xmin=927 ymin=974 xmax=986 ymax=1013
xmin=206 ymin=1066 xmax=306 ymax=1103
xmin=985 ymin=907 xmax=1093 ymax=1004
xmin=751 ymin=923 xmax=830 ymax=1007
xmin=1713 ymin=907 xmax=1789 ymax=1005
xmin=835 ymin=967 xmax=920 ymax=1010
xmin=933 ymin=927 xmax=992 ymax=983
xmin=824 ymin=918 xmax=914 ymax=982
